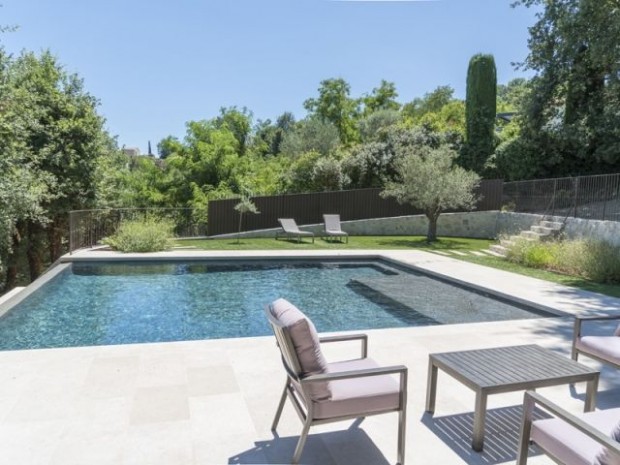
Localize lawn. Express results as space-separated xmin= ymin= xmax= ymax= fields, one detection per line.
xmin=175 ymin=235 xmax=620 ymax=298
xmin=175 ymin=236 xmax=493 ymax=251
xmin=450 ymin=253 xmax=620 ymax=299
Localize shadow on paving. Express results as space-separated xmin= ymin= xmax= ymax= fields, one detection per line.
xmin=421 ymin=405 xmax=551 ymax=465
xmin=229 ymin=425 xmax=391 ymax=465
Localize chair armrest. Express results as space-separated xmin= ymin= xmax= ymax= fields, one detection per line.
xmin=523 ymin=391 xmax=620 ymax=456
xmin=575 ymin=314 xmax=620 ymax=322
xmin=573 ymin=314 xmax=620 ymax=341
xmin=302 ymin=365 xmax=407 ymax=383
xmin=319 ymin=334 xmax=368 ymax=358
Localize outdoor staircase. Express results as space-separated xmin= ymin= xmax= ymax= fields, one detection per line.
xmin=489 ymin=219 xmax=564 ymax=257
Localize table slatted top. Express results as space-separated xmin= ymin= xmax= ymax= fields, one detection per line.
xmin=430 ymin=344 xmax=598 ymax=389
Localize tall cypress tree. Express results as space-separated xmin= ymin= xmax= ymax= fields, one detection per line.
xmin=462 ymin=54 xmax=497 ymax=174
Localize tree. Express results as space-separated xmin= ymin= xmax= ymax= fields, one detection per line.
xmin=234 ymin=195 xmax=259 ymax=244
xmin=303 ymin=78 xmax=360 ymax=145
xmin=358 ymin=109 xmax=401 ymax=142
xmin=462 ymin=54 xmax=497 ymax=174
xmin=382 ymin=144 xmax=480 ymax=242
xmin=362 ymin=80 xmax=400 ymax=115
xmin=402 ymin=86 xmax=455 ymax=121
xmin=509 ymin=0 xmax=620 ymax=177
xmin=215 ymin=106 xmax=253 ymax=155
xmin=280 ymin=118 xmax=340 ymax=157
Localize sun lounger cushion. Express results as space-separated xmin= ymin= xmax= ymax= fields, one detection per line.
xmin=531 ymin=409 xmax=620 ymax=465
xmin=311 ymin=358 xmax=400 ymax=420
xmin=269 ymin=298 xmax=330 ymax=400
xmin=594 ymin=420 xmax=620 ymax=465
xmin=576 ymin=337 xmax=620 ymax=365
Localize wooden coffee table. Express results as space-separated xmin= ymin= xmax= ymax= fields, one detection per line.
xmin=425 ymin=344 xmax=600 ymax=451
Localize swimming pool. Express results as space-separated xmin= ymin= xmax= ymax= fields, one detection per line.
xmin=0 ymin=259 xmax=559 ymax=350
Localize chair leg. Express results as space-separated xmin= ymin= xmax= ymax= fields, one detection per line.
xmin=271 ymin=381 xmax=288 ymax=432
xmin=397 ymin=409 xmax=406 ymax=465
xmin=517 ymin=394 xmax=535 ymax=465
xmin=292 ymin=419 xmax=311 ymax=464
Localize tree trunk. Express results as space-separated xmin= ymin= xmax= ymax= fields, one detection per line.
xmin=426 ymin=213 xmax=439 ymax=242
xmin=48 ymin=217 xmax=64 ymax=262
xmin=26 ymin=221 xmax=44 ymax=281
xmin=237 ymin=213 xmax=243 ymax=244
xmin=4 ymin=225 xmax=23 ymax=291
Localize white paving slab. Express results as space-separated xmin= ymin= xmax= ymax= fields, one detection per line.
xmin=0 ymin=249 xmax=617 ymax=464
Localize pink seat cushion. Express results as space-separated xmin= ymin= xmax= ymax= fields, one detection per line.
xmin=531 ymin=409 xmax=620 ymax=465
xmin=594 ymin=420 xmax=620 ymax=465
xmin=269 ymin=298 xmax=330 ymax=400
xmin=576 ymin=337 xmax=620 ymax=365
xmin=311 ymin=358 xmax=400 ymax=420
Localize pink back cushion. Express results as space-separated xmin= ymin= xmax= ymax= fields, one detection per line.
xmin=269 ymin=298 xmax=330 ymax=400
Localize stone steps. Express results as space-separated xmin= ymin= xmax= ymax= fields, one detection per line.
xmin=487 ymin=218 xmax=564 ymax=257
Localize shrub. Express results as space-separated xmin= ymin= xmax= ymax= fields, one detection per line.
xmin=103 ymin=218 xmax=174 ymax=253
xmin=506 ymin=238 xmax=554 ymax=268
xmin=506 ymin=238 xmax=620 ymax=284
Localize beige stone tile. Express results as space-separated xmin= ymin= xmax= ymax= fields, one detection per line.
xmin=130 ymin=385 xmax=189 ymax=425
xmin=135 ymin=352 xmax=188 ymax=387
xmin=122 ymin=421 xmax=193 ymax=465
xmin=0 ymin=420 xmax=66 ymax=465
xmin=5 ymin=390 xmax=79 ymax=423
xmin=81 ymin=356 xmax=139 ymax=398
xmin=187 ymin=365 xmax=238 ymax=396
xmin=189 ymin=393 xmax=256 ymax=437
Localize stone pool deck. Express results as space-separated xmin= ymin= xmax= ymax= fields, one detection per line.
xmin=0 ymin=249 xmax=619 ymax=464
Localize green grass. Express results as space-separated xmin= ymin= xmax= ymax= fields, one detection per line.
xmin=174 ymin=236 xmax=493 ymax=251
xmin=450 ymin=254 xmax=620 ymax=298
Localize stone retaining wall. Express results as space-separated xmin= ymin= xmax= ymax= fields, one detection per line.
xmin=496 ymin=212 xmax=620 ymax=246
xmin=211 ymin=210 xmax=620 ymax=246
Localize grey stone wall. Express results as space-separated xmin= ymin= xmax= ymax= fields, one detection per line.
xmin=208 ymin=211 xmax=620 ymax=245
xmin=563 ymin=217 xmax=620 ymax=246
xmin=496 ymin=212 xmax=620 ymax=246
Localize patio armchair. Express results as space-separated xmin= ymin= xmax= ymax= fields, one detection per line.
xmin=265 ymin=298 xmax=408 ymax=465
xmin=275 ymin=218 xmax=315 ymax=243
xmin=572 ymin=314 xmax=620 ymax=369
xmin=517 ymin=391 xmax=620 ymax=465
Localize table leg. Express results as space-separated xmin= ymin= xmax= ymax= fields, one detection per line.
xmin=472 ymin=390 xmax=487 ymax=452
xmin=425 ymin=359 xmax=438 ymax=414
xmin=584 ymin=374 xmax=599 ymax=412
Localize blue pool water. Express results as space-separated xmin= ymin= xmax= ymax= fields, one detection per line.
xmin=0 ymin=260 xmax=555 ymax=350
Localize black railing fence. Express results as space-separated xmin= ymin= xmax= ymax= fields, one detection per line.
xmin=503 ymin=173 xmax=620 ymax=221
xmin=69 ymin=208 xmax=207 ymax=253
xmin=207 ymin=181 xmax=504 ymax=236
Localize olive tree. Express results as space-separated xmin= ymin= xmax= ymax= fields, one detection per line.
xmin=382 ymin=144 xmax=480 ymax=242
xmin=234 ymin=196 xmax=259 ymax=243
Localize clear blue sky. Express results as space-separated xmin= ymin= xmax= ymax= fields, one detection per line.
xmin=1 ymin=0 xmax=539 ymax=154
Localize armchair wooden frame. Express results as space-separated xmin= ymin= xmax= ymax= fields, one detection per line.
xmin=572 ymin=314 xmax=620 ymax=369
xmin=517 ymin=391 xmax=620 ymax=465
xmin=266 ymin=305 xmax=408 ymax=465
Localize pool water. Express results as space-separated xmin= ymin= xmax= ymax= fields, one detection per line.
xmin=0 ymin=260 xmax=556 ymax=350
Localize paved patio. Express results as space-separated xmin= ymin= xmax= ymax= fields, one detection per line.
xmin=0 ymin=250 xmax=619 ymax=464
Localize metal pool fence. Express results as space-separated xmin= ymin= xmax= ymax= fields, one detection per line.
xmin=68 ymin=208 xmax=207 ymax=253
xmin=502 ymin=173 xmax=620 ymax=221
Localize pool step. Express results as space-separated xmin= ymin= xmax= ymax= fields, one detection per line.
xmin=349 ymin=275 xmax=549 ymax=324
